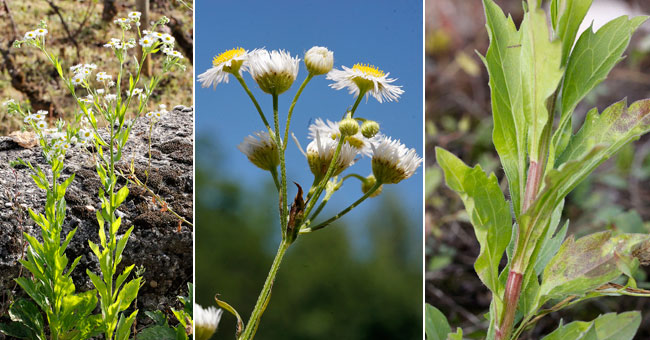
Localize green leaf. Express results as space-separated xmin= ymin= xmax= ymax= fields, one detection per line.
xmin=551 ymin=16 xmax=648 ymax=165
xmin=425 ymin=304 xmax=451 ymax=340
xmin=540 ymin=231 xmax=648 ymax=298
xmin=115 ymin=310 xmax=138 ymax=340
xmin=114 ymin=185 xmax=129 ymax=207
xmin=138 ymin=325 xmax=177 ymax=340
xmin=7 ymin=299 xmax=44 ymax=338
xmin=436 ymin=148 xmax=512 ymax=300
xmin=542 ymin=312 xmax=640 ymax=340
xmin=553 ymin=0 xmax=594 ymax=65
xmin=116 ymin=277 xmax=141 ymax=311
xmin=447 ymin=328 xmax=463 ymax=340
xmin=0 ymin=321 xmax=35 ymax=339
xmin=480 ymin=0 xmax=527 ymax=216
xmin=520 ymin=5 xmax=564 ymax=163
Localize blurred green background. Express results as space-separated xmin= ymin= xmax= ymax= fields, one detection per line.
xmin=195 ymin=138 xmax=422 ymax=340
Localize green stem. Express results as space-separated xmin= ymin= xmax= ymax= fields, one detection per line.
xmin=239 ymin=240 xmax=290 ymax=340
xmin=269 ymin=167 xmax=280 ymax=191
xmin=301 ymin=181 xmax=381 ymax=233
xmin=349 ymin=93 xmax=364 ymax=118
xmin=235 ymin=74 xmax=271 ymax=132
xmin=303 ymin=138 xmax=344 ymax=218
xmin=283 ymin=73 xmax=313 ymax=149
xmin=272 ymin=94 xmax=288 ymax=229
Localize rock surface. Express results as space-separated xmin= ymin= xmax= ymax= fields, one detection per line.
xmin=0 ymin=106 xmax=193 ymax=322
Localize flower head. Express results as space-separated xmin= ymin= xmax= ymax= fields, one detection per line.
xmin=370 ymin=136 xmax=421 ymax=184
xmin=34 ymin=28 xmax=48 ymax=37
xmin=308 ymin=118 xmax=371 ymax=156
xmin=248 ymin=49 xmax=300 ymax=95
xmin=198 ymin=47 xmax=249 ymax=89
xmin=23 ymin=31 xmax=37 ymax=40
xmin=194 ymin=304 xmax=222 ymax=340
xmin=306 ymin=133 xmax=358 ymax=181
xmin=361 ymin=174 xmax=383 ymax=197
xmin=327 ymin=63 xmax=404 ymax=103
xmin=139 ymin=36 xmax=155 ymax=48
xmin=304 ymin=46 xmax=333 ymax=75
xmin=161 ymin=33 xmax=175 ymax=45
xmin=237 ymin=131 xmax=280 ymax=171
xmin=128 ymin=11 xmax=141 ymax=22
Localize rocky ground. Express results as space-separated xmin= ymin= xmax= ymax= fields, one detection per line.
xmin=0 ymin=105 xmax=193 ymax=328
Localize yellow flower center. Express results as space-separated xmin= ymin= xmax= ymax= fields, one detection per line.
xmin=213 ymin=47 xmax=245 ymax=67
xmin=353 ymin=63 xmax=385 ymax=78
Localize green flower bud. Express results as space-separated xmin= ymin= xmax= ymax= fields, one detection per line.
xmin=361 ymin=174 xmax=382 ymax=197
xmin=361 ymin=120 xmax=380 ymax=138
xmin=339 ymin=116 xmax=359 ymax=137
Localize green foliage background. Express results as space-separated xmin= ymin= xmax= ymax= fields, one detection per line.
xmin=195 ymin=138 xmax=422 ymax=340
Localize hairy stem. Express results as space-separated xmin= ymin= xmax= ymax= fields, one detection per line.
xmin=238 ymin=240 xmax=290 ymax=340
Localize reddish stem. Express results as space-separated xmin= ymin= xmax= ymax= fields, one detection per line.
xmin=496 ymin=271 xmax=523 ymax=340
xmin=522 ymin=160 xmax=541 ymax=212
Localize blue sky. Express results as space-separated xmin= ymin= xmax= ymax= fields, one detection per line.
xmin=195 ymin=0 xmax=423 ymax=247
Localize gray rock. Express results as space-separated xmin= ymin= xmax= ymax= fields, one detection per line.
xmin=0 ymin=106 xmax=193 ymax=319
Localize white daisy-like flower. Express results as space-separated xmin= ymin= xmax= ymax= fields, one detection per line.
xmin=370 ymin=135 xmax=421 ymax=184
xmin=23 ymin=31 xmax=37 ymax=40
xmin=108 ymin=81 xmax=115 ymax=87
xmin=33 ymin=110 xmax=47 ymax=120
xmin=145 ymin=111 xmax=155 ymax=118
xmin=306 ymin=132 xmax=358 ymax=180
xmin=23 ymin=115 xmax=33 ymax=123
xmin=34 ymin=28 xmax=48 ymax=37
xmin=97 ymin=89 xmax=105 ymax=94
xmin=35 ymin=120 xmax=47 ymax=129
xmin=114 ymin=18 xmax=129 ymax=25
xmin=327 ymin=63 xmax=404 ymax=103
xmin=72 ymin=75 xmax=85 ymax=86
xmin=170 ymin=51 xmax=183 ymax=59
xmin=237 ymin=131 xmax=280 ymax=171
xmin=79 ymin=129 xmax=93 ymax=141
xmin=153 ymin=32 xmax=164 ymax=40
xmin=161 ymin=33 xmax=175 ymax=45
xmin=104 ymin=94 xmax=117 ymax=102
xmin=128 ymin=11 xmax=141 ymax=21
xmin=162 ymin=47 xmax=173 ymax=55
xmin=50 ymin=132 xmax=65 ymax=140
xmin=70 ymin=64 xmax=83 ymax=73
xmin=248 ymin=49 xmax=300 ymax=95
xmin=308 ymin=118 xmax=372 ymax=156
xmin=304 ymin=46 xmax=334 ymax=75
xmin=194 ymin=304 xmax=222 ymax=340
xmin=198 ymin=47 xmax=250 ymax=89
xmin=124 ymin=39 xmax=136 ymax=49
xmin=3 ymin=99 xmax=15 ymax=106
xmin=139 ymin=36 xmax=154 ymax=48
xmin=85 ymin=63 xmax=97 ymax=70
xmin=132 ymin=88 xmax=143 ymax=96
xmin=79 ymin=96 xmax=93 ymax=104
xmin=96 ymin=72 xmax=112 ymax=82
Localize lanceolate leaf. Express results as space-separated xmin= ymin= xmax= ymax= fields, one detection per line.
xmin=558 ymin=99 xmax=650 ymax=168
xmin=480 ymin=0 xmax=527 ymax=217
xmin=540 ymin=231 xmax=648 ymax=298
xmin=521 ymin=6 xmax=564 ymax=164
xmin=552 ymin=0 xmax=594 ymax=66
xmin=550 ymin=16 xmax=648 ymax=166
xmin=541 ymin=312 xmax=641 ymax=340
xmin=436 ymin=148 xmax=512 ymax=299
xmin=516 ymin=99 xmax=650 ymax=268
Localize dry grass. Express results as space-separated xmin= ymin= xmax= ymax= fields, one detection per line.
xmin=0 ymin=0 xmax=193 ymax=135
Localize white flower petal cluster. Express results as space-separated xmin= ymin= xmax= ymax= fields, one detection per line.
xmin=306 ymin=132 xmax=358 ymax=179
xmin=198 ymin=47 xmax=250 ymax=88
xmin=128 ymin=11 xmax=141 ymax=22
xmin=237 ymin=131 xmax=280 ymax=171
xmin=194 ymin=304 xmax=222 ymax=340
xmin=145 ymin=104 xmax=168 ymax=120
xmin=247 ymin=49 xmax=300 ymax=95
xmin=24 ymin=110 xmax=48 ymax=124
xmin=370 ymin=135 xmax=421 ymax=184
xmin=308 ymin=118 xmax=372 ymax=156
xmin=96 ymin=71 xmax=112 ymax=82
xmin=304 ymin=46 xmax=334 ymax=75
xmin=69 ymin=64 xmax=97 ymax=86
xmin=327 ymin=63 xmax=404 ymax=103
